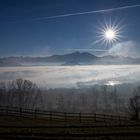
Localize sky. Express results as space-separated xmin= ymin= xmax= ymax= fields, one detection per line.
xmin=0 ymin=0 xmax=140 ymax=57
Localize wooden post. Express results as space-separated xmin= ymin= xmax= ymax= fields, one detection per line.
xmin=65 ymin=112 xmax=67 ymax=121
xmin=119 ymin=115 xmax=121 ymax=123
xmin=50 ymin=111 xmax=52 ymax=120
xmin=35 ymin=110 xmax=37 ymax=119
xmin=6 ymin=106 xmax=8 ymax=115
xmin=94 ymin=113 xmax=96 ymax=122
xmin=111 ymin=115 xmax=113 ymax=121
xmin=20 ymin=108 xmax=22 ymax=117
xmin=79 ymin=113 xmax=81 ymax=122
xmin=104 ymin=114 xmax=106 ymax=122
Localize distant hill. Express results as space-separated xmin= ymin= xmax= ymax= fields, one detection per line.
xmin=0 ymin=59 xmax=21 ymax=66
xmin=0 ymin=52 xmax=140 ymax=66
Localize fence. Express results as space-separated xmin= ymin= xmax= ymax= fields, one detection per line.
xmin=0 ymin=106 xmax=129 ymax=123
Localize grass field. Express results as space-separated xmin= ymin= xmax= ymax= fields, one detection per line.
xmin=0 ymin=114 xmax=140 ymax=140
xmin=0 ymin=106 xmax=138 ymax=139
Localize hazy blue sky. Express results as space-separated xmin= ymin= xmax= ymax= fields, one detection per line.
xmin=1 ymin=0 xmax=140 ymax=56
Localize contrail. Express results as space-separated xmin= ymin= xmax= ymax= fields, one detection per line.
xmin=31 ymin=4 xmax=140 ymax=21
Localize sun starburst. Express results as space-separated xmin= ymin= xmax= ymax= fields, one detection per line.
xmin=105 ymin=29 xmax=115 ymax=40
xmin=91 ymin=18 xmax=124 ymax=49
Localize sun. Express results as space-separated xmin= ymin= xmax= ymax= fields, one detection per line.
xmin=91 ymin=19 xmax=124 ymax=48
xmin=108 ymin=81 xmax=115 ymax=86
xmin=104 ymin=29 xmax=116 ymax=40
xmin=99 ymin=25 xmax=121 ymax=47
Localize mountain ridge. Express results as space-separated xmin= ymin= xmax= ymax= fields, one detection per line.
xmin=0 ymin=52 xmax=140 ymax=66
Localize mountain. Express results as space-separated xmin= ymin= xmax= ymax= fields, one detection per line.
xmin=0 ymin=52 xmax=140 ymax=66
xmin=0 ymin=58 xmax=21 ymax=66
xmin=45 ymin=52 xmax=97 ymax=63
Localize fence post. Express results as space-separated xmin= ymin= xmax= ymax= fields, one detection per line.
xmin=6 ymin=106 xmax=8 ymax=115
xmin=79 ymin=112 xmax=81 ymax=122
xmin=50 ymin=111 xmax=52 ymax=121
xmin=104 ymin=114 xmax=106 ymax=122
xmin=111 ymin=115 xmax=113 ymax=121
xmin=119 ymin=115 xmax=121 ymax=123
xmin=94 ymin=113 xmax=96 ymax=122
xmin=35 ymin=109 xmax=37 ymax=119
xmin=20 ymin=108 xmax=22 ymax=117
xmin=65 ymin=112 xmax=67 ymax=121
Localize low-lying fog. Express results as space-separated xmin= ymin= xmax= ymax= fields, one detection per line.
xmin=0 ymin=65 xmax=140 ymax=88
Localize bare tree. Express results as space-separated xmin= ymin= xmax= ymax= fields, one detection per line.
xmin=0 ymin=82 xmax=6 ymax=106
xmin=6 ymin=79 xmax=44 ymax=109
xmin=79 ymin=93 xmax=88 ymax=112
xmin=113 ymin=87 xmax=119 ymax=113
xmin=56 ymin=94 xmax=65 ymax=111
xmin=91 ymin=87 xmax=99 ymax=112
xmin=129 ymin=96 xmax=140 ymax=120
xmin=129 ymin=86 xmax=140 ymax=120
xmin=102 ymin=85 xmax=108 ymax=113
xmin=109 ymin=86 xmax=119 ymax=113
xmin=66 ymin=92 xmax=74 ymax=112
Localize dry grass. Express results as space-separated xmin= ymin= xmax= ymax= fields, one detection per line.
xmin=0 ymin=115 xmax=140 ymax=139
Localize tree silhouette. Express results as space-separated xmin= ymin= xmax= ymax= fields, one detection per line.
xmin=102 ymin=85 xmax=108 ymax=113
xmin=6 ymin=79 xmax=44 ymax=109
xmin=129 ymin=86 xmax=140 ymax=120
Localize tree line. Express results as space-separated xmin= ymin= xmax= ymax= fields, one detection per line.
xmin=0 ymin=79 xmax=140 ymax=120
